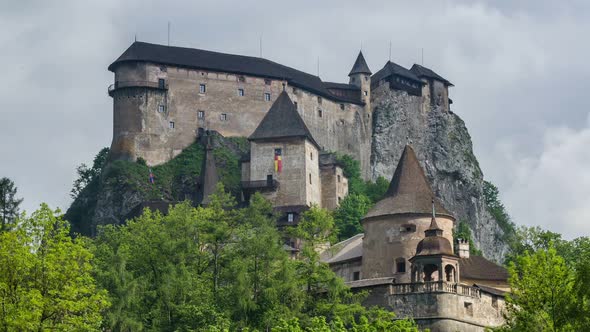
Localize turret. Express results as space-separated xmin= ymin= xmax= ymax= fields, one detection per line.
xmin=348 ymin=51 xmax=372 ymax=108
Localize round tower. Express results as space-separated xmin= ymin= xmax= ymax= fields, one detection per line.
xmin=360 ymin=145 xmax=455 ymax=283
xmin=348 ymin=51 xmax=372 ymax=111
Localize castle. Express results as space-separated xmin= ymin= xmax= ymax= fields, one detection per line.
xmin=108 ymin=42 xmax=507 ymax=331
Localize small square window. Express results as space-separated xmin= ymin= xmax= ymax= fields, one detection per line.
xmin=158 ymin=78 xmax=166 ymax=89
xmin=264 ymin=93 xmax=271 ymax=101
xmin=353 ymin=271 xmax=360 ymax=281
xmin=238 ymin=76 xmax=246 ymax=82
xmin=199 ymin=84 xmax=206 ymax=93
xmin=340 ymin=104 xmax=345 ymax=110
xmin=364 ymin=91 xmax=368 ymax=96
xmin=238 ymin=88 xmax=244 ymax=97
xmin=292 ymin=87 xmax=297 ymax=93
xmin=287 ymin=213 xmax=294 ymax=222
xmin=169 ymin=121 xmax=175 ymax=129
xmin=220 ymin=113 xmax=228 ymax=121
xmin=197 ymin=110 xmax=205 ymax=119
xmin=264 ymin=79 xmax=272 ymax=85
xmin=397 ymin=261 xmax=406 ymax=273
xmin=318 ymin=109 xmax=323 ymax=117
xmin=317 ymin=96 xmax=322 ymax=104
xmin=158 ymin=105 xmax=165 ymax=113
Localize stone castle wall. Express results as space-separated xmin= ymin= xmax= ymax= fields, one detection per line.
xmin=110 ymin=62 xmax=372 ymax=178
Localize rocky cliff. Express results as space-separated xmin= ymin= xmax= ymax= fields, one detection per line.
xmin=370 ymin=88 xmax=509 ymax=262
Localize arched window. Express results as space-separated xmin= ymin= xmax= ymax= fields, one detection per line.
xmin=445 ymin=265 xmax=456 ymax=282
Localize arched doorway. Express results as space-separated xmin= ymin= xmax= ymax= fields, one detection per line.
xmin=445 ymin=264 xmax=456 ymax=282
xmin=423 ymin=264 xmax=439 ymax=282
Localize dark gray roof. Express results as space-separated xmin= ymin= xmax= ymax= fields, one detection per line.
xmin=321 ymin=233 xmax=363 ymax=264
xmin=348 ymin=51 xmax=372 ymax=75
xmin=249 ymin=91 xmax=320 ymax=148
xmin=345 ymin=277 xmax=395 ymax=289
xmin=459 ymin=256 xmax=509 ymax=281
xmin=371 ymin=61 xmax=424 ymax=84
xmin=324 ymin=82 xmax=360 ymax=91
xmin=109 ymin=42 xmax=363 ymax=105
xmin=364 ymin=145 xmax=453 ymax=220
xmin=410 ymin=64 xmax=454 ymax=86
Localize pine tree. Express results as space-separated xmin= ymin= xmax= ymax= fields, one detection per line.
xmin=0 ymin=177 xmax=23 ymax=232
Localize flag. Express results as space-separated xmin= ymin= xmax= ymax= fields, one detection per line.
xmin=274 ymin=149 xmax=282 ymax=173
xmin=149 ymin=168 xmax=155 ymax=184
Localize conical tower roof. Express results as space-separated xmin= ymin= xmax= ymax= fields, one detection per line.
xmin=364 ymin=145 xmax=453 ymax=220
xmin=348 ymin=51 xmax=372 ymax=76
xmin=249 ymin=90 xmax=320 ymax=148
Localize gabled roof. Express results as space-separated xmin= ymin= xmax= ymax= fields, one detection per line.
xmin=321 ymin=233 xmax=363 ymax=264
xmin=410 ymin=64 xmax=454 ymax=86
xmin=109 ymin=42 xmax=363 ymax=105
xmin=371 ymin=61 xmax=424 ymax=84
xmin=364 ymin=145 xmax=453 ymax=220
xmin=349 ymin=51 xmax=372 ymax=76
xmin=248 ymin=91 xmax=320 ymax=148
xmin=459 ymin=256 xmax=509 ymax=282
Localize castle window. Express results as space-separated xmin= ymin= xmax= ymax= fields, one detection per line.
xmin=238 ymin=88 xmax=244 ymax=97
xmin=199 ymin=84 xmax=206 ymax=93
xmin=197 ymin=111 xmax=205 ymax=119
xmin=220 ymin=113 xmax=228 ymax=121
xmin=292 ymin=87 xmax=297 ymax=94
xmin=400 ymin=224 xmax=416 ymax=233
xmin=464 ymin=302 xmax=473 ymax=317
xmin=310 ymin=152 xmax=313 ymax=160
xmin=294 ymin=101 xmax=298 ymax=109
xmin=287 ymin=213 xmax=294 ymax=222
xmin=238 ymin=75 xmax=246 ymax=82
xmin=317 ymin=96 xmax=322 ymax=104
xmin=169 ymin=121 xmax=175 ymax=129
xmin=158 ymin=105 xmax=166 ymax=113
xmin=264 ymin=78 xmax=272 ymax=85
xmin=264 ymin=93 xmax=271 ymax=101
xmin=158 ymin=78 xmax=166 ymax=89
xmin=309 ymin=173 xmax=312 ymax=184
xmin=318 ymin=109 xmax=323 ymax=118
xmin=340 ymin=104 xmax=345 ymax=110
xmin=338 ymin=197 xmax=341 ymax=204
xmin=364 ymin=91 xmax=368 ymax=96
xmin=396 ymin=258 xmax=406 ymax=273
xmin=365 ymin=76 xmax=369 ymax=82
xmin=337 ymin=175 xmax=341 ymax=183
xmin=353 ymin=271 xmax=360 ymax=281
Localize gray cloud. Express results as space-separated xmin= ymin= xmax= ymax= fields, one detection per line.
xmin=1 ymin=0 xmax=589 ymax=238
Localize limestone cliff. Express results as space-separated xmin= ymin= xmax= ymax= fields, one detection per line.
xmin=370 ymin=88 xmax=509 ymax=262
xmin=66 ymin=133 xmax=248 ymax=236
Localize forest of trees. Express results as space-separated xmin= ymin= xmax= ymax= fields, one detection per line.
xmin=2 ymin=152 xmax=590 ymax=331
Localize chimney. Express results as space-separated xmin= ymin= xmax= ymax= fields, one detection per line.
xmin=456 ymin=238 xmax=470 ymax=258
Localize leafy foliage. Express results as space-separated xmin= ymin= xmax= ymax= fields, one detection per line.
xmin=0 ymin=177 xmax=23 ymax=232
xmin=71 ymin=147 xmax=110 ymax=199
xmin=0 ymin=204 xmax=109 ymax=331
xmin=453 ymin=221 xmax=482 ymax=256
xmin=483 ymin=181 xmax=516 ymax=238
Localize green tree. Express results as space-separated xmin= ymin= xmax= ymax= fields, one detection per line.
xmin=0 ymin=204 xmax=109 ymax=331
xmin=364 ymin=176 xmax=389 ymax=203
xmin=0 ymin=177 xmax=23 ymax=232
xmin=483 ymin=181 xmax=515 ymax=236
xmin=333 ymin=194 xmax=372 ymax=241
xmin=71 ymin=147 xmax=109 ymax=199
xmin=501 ymin=246 xmax=576 ymax=332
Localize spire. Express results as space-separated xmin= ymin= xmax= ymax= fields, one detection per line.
xmin=364 ymin=145 xmax=453 ymax=219
xmin=201 ymin=135 xmax=219 ymax=205
xmin=348 ymin=51 xmax=372 ymax=76
xmin=425 ymin=198 xmax=443 ymax=237
xmin=249 ymin=90 xmax=320 ymax=148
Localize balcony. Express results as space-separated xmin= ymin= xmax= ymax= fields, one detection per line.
xmin=391 ymin=281 xmax=481 ymax=298
xmin=108 ymin=80 xmax=168 ymax=97
xmin=241 ymin=179 xmax=279 ymax=191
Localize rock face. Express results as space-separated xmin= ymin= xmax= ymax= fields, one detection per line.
xmin=370 ymin=87 xmax=508 ymax=262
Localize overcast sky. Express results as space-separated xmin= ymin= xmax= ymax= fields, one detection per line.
xmin=1 ymin=0 xmax=589 ymax=239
